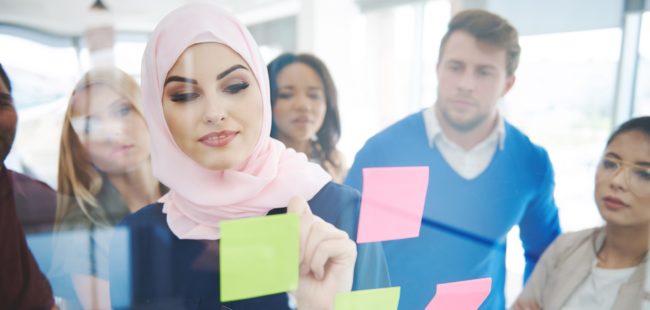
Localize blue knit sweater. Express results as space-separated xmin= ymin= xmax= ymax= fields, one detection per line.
xmin=345 ymin=111 xmax=561 ymax=310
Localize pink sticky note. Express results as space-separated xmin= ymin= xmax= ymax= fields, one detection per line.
xmin=356 ymin=166 xmax=428 ymax=243
xmin=425 ymin=278 xmax=492 ymax=310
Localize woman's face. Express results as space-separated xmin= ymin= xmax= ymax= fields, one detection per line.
xmin=272 ymin=62 xmax=326 ymax=145
xmin=70 ymin=84 xmax=151 ymax=174
xmin=162 ymin=43 xmax=263 ymax=170
xmin=595 ymin=130 xmax=650 ymax=228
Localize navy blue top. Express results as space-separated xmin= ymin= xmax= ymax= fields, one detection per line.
xmin=109 ymin=182 xmax=390 ymax=309
xmin=345 ymin=112 xmax=561 ymax=310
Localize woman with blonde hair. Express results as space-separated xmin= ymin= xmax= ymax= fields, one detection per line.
xmin=50 ymin=67 xmax=163 ymax=309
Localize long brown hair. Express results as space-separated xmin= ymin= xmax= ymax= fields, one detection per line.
xmin=55 ymin=67 xmax=144 ymax=228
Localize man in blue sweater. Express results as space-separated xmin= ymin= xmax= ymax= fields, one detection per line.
xmin=345 ymin=9 xmax=561 ymax=309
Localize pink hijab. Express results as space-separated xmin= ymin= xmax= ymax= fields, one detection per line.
xmin=141 ymin=3 xmax=331 ymax=240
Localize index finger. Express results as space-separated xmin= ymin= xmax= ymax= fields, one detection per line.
xmin=287 ymin=196 xmax=312 ymax=216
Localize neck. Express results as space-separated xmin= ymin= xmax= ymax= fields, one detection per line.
xmin=277 ymin=134 xmax=312 ymax=156
xmin=598 ymin=224 xmax=649 ymax=268
xmin=105 ymin=161 xmax=160 ymax=213
xmin=435 ymin=106 xmax=498 ymax=151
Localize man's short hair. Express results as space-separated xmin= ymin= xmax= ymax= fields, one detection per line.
xmin=438 ymin=9 xmax=521 ymax=76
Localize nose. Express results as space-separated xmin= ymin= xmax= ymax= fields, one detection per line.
xmin=99 ymin=119 xmax=127 ymax=142
xmin=293 ymin=93 xmax=311 ymax=111
xmin=609 ymin=166 xmax=628 ymax=191
xmin=203 ymin=92 xmax=227 ymax=124
xmin=457 ymin=71 xmax=476 ymax=92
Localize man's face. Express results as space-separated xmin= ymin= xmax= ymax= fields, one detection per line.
xmin=435 ymin=30 xmax=515 ymax=133
xmin=0 ymin=77 xmax=17 ymax=163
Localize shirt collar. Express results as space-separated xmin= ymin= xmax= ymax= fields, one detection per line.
xmin=422 ymin=106 xmax=506 ymax=150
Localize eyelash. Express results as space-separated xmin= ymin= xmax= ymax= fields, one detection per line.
xmin=169 ymin=82 xmax=250 ymax=103
xmin=170 ymin=93 xmax=200 ymax=103
xmin=225 ymin=82 xmax=249 ymax=94
xmin=277 ymin=92 xmax=322 ymax=100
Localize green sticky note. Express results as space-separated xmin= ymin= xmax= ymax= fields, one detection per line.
xmin=336 ymin=287 xmax=401 ymax=310
xmin=220 ymin=213 xmax=299 ymax=302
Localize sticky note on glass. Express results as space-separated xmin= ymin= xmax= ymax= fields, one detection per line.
xmin=335 ymin=287 xmax=401 ymax=310
xmin=220 ymin=213 xmax=299 ymax=302
xmin=425 ymin=278 xmax=492 ymax=310
xmin=357 ymin=166 xmax=429 ymax=243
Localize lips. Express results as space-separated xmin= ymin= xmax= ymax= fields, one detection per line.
xmin=292 ymin=116 xmax=312 ymax=125
xmin=450 ymin=99 xmax=474 ymax=108
xmin=199 ymin=130 xmax=238 ymax=147
xmin=603 ymin=196 xmax=629 ymax=211
xmin=111 ymin=144 xmax=134 ymax=156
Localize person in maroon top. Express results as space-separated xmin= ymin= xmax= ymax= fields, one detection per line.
xmin=0 ymin=63 xmax=54 ymax=309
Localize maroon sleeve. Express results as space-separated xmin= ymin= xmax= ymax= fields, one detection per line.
xmin=0 ymin=166 xmax=54 ymax=309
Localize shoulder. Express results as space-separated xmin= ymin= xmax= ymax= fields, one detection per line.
xmin=551 ymin=228 xmax=598 ymax=247
xmin=361 ymin=112 xmax=425 ymax=151
xmin=120 ymin=202 xmax=166 ymax=227
xmin=544 ymin=227 xmax=598 ymax=260
xmin=309 ymin=182 xmax=360 ymax=225
xmin=503 ymin=121 xmax=554 ymax=188
xmin=504 ymin=121 xmax=550 ymax=161
xmin=310 ymin=182 xmax=360 ymax=207
xmin=8 ymin=169 xmax=55 ymax=197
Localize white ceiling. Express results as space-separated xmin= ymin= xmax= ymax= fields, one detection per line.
xmin=0 ymin=0 xmax=297 ymax=37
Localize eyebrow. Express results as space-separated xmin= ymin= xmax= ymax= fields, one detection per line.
xmin=217 ymin=64 xmax=247 ymax=80
xmin=606 ymin=152 xmax=650 ymax=167
xmin=164 ymin=64 xmax=248 ymax=87
xmin=278 ymin=86 xmax=323 ymax=90
xmin=164 ymin=76 xmax=197 ymax=86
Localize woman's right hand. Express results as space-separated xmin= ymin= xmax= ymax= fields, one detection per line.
xmin=287 ymin=196 xmax=357 ymax=310
xmin=512 ymin=298 xmax=541 ymax=310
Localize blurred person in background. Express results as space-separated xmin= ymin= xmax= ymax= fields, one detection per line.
xmin=514 ymin=116 xmax=650 ymax=310
xmin=50 ymin=67 xmax=164 ymax=309
xmin=0 ymin=63 xmax=55 ymax=309
xmin=345 ymin=9 xmax=561 ymax=309
xmin=268 ymin=53 xmax=346 ymax=182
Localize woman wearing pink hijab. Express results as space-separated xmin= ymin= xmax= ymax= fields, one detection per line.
xmin=109 ymin=3 xmax=389 ymax=309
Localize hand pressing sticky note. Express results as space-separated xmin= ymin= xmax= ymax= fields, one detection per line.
xmin=220 ymin=213 xmax=299 ymax=302
xmin=335 ymin=287 xmax=401 ymax=310
xmin=425 ymin=277 xmax=492 ymax=310
xmin=357 ymin=166 xmax=429 ymax=243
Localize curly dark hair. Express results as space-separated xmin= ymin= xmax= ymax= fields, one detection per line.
xmin=0 ymin=63 xmax=12 ymax=93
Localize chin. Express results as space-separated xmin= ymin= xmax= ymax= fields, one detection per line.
xmin=198 ymin=159 xmax=238 ymax=171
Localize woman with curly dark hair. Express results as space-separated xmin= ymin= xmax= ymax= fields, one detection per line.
xmin=268 ymin=53 xmax=346 ymax=182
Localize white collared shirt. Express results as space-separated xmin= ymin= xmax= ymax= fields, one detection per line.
xmin=422 ymin=106 xmax=505 ymax=180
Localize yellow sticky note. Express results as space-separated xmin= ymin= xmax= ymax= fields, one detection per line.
xmin=220 ymin=213 xmax=299 ymax=302
xmin=336 ymin=287 xmax=401 ymax=310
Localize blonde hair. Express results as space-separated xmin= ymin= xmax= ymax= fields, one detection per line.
xmin=55 ymin=67 xmax=144 ymax=228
